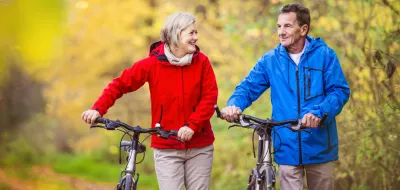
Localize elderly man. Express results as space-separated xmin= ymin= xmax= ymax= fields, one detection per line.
xmin=221 ymin=3 xmax=350 ymax=190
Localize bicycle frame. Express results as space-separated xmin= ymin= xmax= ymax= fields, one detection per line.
xmin=92 ymin=118 xmax=180 ymax=190
xmin=119 ymin=132 xmax=141 ymax=190
xmin=254 ymin=128 xmax=275 ymax=190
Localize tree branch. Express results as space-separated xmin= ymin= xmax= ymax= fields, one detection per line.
xmin=382 ymin=0 xmax=399 ymax=15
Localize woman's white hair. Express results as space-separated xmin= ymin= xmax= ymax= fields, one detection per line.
xmin=160 ymin=12 xmax=196 ymax=48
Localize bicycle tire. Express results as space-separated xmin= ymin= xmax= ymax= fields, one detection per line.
xmin=116 ymin=177 xmax=125 ymax=190
xmin=124 ymin=175 xmax=133 ymax=190
xmin=247 ymin=170 xmax=268 ymax=190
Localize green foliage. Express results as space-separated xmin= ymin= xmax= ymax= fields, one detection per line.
xmin=0 ymin=182 xmax=10 ymax=190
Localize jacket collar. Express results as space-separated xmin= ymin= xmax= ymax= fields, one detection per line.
xmin=276 ymin=36 xmax=326 ymax=59
xmin=149 ymin=41 xmax=200 ymax=65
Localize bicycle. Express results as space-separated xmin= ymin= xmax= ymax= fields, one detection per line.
xmin=91 ymin=117 xmax=181 ymax=190
xmin=214 ymin=105 xmax=327 ymax=190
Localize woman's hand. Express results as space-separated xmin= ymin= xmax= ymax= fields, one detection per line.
xmin=178 ymin=126 xmax=194 ymax=141
xmin=81 ymin=110 xmax=101 ymax=125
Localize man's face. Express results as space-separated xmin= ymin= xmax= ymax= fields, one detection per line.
xmin=277 ymin=12 xmax=307 ymax=49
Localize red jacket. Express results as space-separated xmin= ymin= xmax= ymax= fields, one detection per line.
xmin=92 ymin=41 xmax=218 ymax=149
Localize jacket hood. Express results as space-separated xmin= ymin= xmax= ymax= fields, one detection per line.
xmin=149 ymin=41 xmax=201 ymax=66
xmin=276 ymin=36 xmax=326 ymax=58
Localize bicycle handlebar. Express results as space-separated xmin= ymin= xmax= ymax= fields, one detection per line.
xmin=92 ymin=117 xmax=179 ymax=140
xmin=214 ymin=105 xmax=328 ymax=131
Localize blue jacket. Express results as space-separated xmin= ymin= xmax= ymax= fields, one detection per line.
xmin=227 ymin=36 xmax=350 ymax=165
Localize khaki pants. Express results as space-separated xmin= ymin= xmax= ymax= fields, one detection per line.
xmin=154 ymin=145 xmax=214 ymax=190
xmin=278 ymin=161 xmax=335 ymax=190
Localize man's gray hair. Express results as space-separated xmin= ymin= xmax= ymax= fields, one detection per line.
xmin=160 ymin=12 xmax=196 ymax=48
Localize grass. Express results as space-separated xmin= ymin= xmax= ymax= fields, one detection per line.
xmin=50 ymin=153 xmax=159 ymax=189
xmin=51 ymin=153 xmax=122 ymax=183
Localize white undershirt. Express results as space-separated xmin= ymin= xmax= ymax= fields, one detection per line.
xmin=289 ymin=39 xmax=309 ymax=65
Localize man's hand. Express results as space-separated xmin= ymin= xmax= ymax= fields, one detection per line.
xmin=221 ymin=106 xmax=242 ymax=122
xmin=301 ymin=113 xmax=321 ymax=128
xmin=81 ymin=110 xmax=101 ymax=125
xmin=178 ymin=126 xmax=194 ymax=141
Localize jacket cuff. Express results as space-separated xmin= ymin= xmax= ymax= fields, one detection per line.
xmin=309 ymin=108 xmax=323 ymax=119
xmin=186 ymin=122 xmax=200 ymax=132
xmin=91 ymin=107 xmax=105 ymax=116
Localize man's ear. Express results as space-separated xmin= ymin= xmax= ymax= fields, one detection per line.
xmin=301 ymin=25 xmax=308 ymax=36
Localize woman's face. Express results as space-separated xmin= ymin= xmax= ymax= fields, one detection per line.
xmin=178 ymin=23 xmax=198 ymax=54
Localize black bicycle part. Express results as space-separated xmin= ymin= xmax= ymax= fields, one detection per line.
xmin=91 ymin=117 xmax=180 ymax=190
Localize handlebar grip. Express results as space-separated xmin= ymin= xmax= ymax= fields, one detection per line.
xmin=214 ymin=105 xmax=222 ymax=118
xmin=319 ymin=113 xmax=328 ymax=126
xmin=95 ymin=117 xmax=107 ymax=124
xmin=169 ymin=130 xmax=178 ymax=136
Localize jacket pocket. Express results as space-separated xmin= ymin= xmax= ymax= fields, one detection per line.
xmin=303 ymin=66 xmax=324 ymax=101
xmin=326 ymin=123 xmax=332 ymax=150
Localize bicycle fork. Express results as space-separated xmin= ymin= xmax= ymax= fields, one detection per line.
xmin=254 ymin=133 xmax=276 ymax=190
xmin=118 ymin=137 xmax=140 ymax=190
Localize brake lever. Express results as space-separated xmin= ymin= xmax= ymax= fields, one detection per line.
xmin=288 ymin=120 xmax=312 ymax=134
xmin=171 ymin=137 xmax=184 ymax=143
xmin=228 ymin=124 xmax=242 ymax=129
xmin=90 ymin=125 xmax=105 ymax=129
xmin=289 ymin=119 xmax=303 ymax=131
xmin=298 ymin=128 xmax=312 ymax=134
xmin=239 ymin=115 xmax=250 ymax=127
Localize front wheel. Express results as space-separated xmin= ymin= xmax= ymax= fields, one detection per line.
xmin=247 ymin=170 xmax=269 ymax=190
xmin=116 ymin=175 xmax=135 ymax=190
xmin=124 ymin=176 xmax=133 ymax=190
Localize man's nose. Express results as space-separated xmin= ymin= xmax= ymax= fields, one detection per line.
xmin=278 ymin=28 xmax=286 ymax=36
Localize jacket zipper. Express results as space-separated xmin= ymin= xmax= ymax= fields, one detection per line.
xmin=308 ymin=74 xmax=311 ymax=97
xmin=296 ymin=66 xmax=302 ymax=165
xmin=327 ymin=123 xmax=331 ymax=149
xmin=181 ymin=67 xmax=186 ymax=149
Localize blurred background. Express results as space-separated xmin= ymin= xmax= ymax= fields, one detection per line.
xmin=0 ymin=0 xmax=399 ymax=189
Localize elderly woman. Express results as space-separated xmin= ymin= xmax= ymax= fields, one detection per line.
xmin=81 ymin=12 xmax=217 ymax=190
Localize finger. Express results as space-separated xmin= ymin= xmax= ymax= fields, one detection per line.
xmin=313 ymin=117 xmax=320 ymax=128
xmin=233 ymin=108 xmax=239 ymax=118
xmin=182 ymin=132 xmax=188 ymax=141
xmin=303 ymin=114 xmax=310 ymax=127
xmin=87 ymin=115 xmax=93 ymax=124
xmin=81 ymin=111 xmax=86 ymax=120
xmin=82 ymin=113 xmax=87 ymax=122
xmin=90 ymin=115 xmax=97 ymax=124
xmin=306 ymin=115 xmax=312 ymax=127
xmin=178 ymin=129 xmax=183 ymax=139
xmin=301 ymin=115 xmax=307 ymax=126
xmin=187 ymin=133 xmax=193 ymax=141
xmin=221 ymin=108 xmax=227 ymax=119
xmin=84 ymin=114 xmax=90 ymax=124
xmin=227 ymin=107 xmax=232 ymax=117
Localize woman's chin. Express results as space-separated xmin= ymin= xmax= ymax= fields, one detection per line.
xmin=186 ymin=49 xmax=196 ymax=54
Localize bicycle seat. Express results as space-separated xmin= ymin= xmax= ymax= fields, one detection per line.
xmin=120 ymin=141 xmax=146 ymax=154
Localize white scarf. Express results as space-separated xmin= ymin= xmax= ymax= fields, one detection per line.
xmin=164 ymin=44 xmax=193 ymax=66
